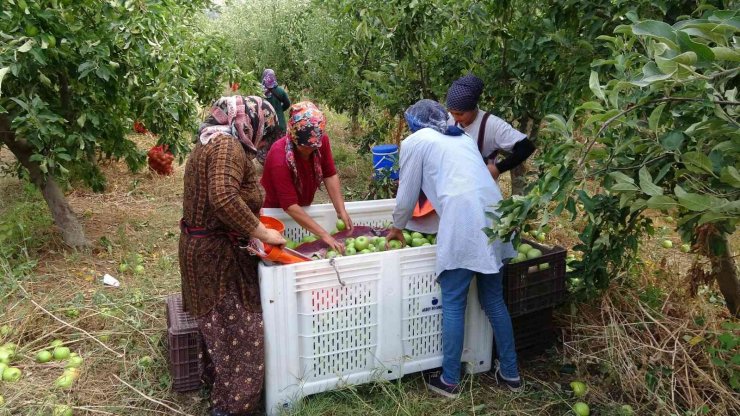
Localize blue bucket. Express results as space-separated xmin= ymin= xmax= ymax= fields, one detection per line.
xmin=371 ymin=144 xmax=399 ymax=181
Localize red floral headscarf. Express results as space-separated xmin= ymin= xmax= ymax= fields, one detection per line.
xmin=285 ymin=101 xmax=326 ymax=195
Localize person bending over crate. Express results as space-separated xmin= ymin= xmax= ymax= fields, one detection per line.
xmin=260 ymin=101 xmax=353 ymax=252
xmin=386 ymin=99 xmax=523 ymax=398
xmin=179 ymin=95 xmax=286 ymax=416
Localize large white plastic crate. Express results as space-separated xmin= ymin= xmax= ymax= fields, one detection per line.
xmin=259 ymin=199 xmax=493 ymax=415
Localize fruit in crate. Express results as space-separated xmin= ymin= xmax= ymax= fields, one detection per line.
xmin=336 ymin=219 xmax=346 ymax=231
xmin=354 ymin=236 xmax=370 ymax=251
xmin=375 ymin=237 xmax=387 ymax=251
xmin=345 ymin=247 xmax=356 ymax=256
xmin=388 ymin=240 xmax=402 ymax=250
xmin=510 ymin=252 xmax=527 ymax=264
xmin=301 ymin=235 xmax=318 ymax=243
xmin=517 ymin=244 xmax=533 ymax=254
xmin=402 ymin=231 xmax=412 ymax=245
xmin=326 ymin=250 xmax=339 ymax=259
xmin=411 ymin=231 xmax=424 ymax=240
xmin=411 ymin=237 xmax=429 ymax=247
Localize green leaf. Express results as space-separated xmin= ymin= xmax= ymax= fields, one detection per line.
xmin=639 ymin=167 xmax=663 ymax=196
xmin=77 ymin=113 xmax=86 ymax=128
xmin=609 ymin=171 xmax=637 ymax=185
xmin=648 ymin=103 xmax=666 ymax=132
xmin=611 ymin=183 xmax=640 ymax=192
xmin=674 ymin=186 xmax=713 ymax=211
xmin=646 ymin=195 xmax=677 ymax=210
xmin=676 ymin=31 xmax=715 ymax=62
xmin=660 ymin=131 xmax=685 ymax=151
xmin=711 ymin=47 xmax=740 ymax=62
xmin=589 ymin=71 xmax=605 ymax=101
xmin=681 ymin=151 xmax=714 ymax=175
xmin=719 ymin=166 xmax=740 ymax=188
xmin=632 ymin=20 xmax=678 ymax=49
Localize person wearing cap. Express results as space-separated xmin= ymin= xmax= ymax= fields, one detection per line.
xmin=259 ymin=69 xmax=291 ymax=160
xmin=179 ymin=95 xmax=286 ymax=416
xmin=260 ymin=101 xmax=353 ymax=252
xmin=386 ymin=99 xmax=522 ymax=399
xmin=446 ymin=74 xmax=535 ymax=181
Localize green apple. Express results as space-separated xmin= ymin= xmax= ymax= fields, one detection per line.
xmin=36 ymin=350 xmax=53 ymax=363
xmin=0 ymin=325 xmax=11 ymax=337
xmin=65 ymin=355 xmax=83 ymax=368
xmin=517 ymin=244 xmax=533 ymax=254
xmin=422 ymin=243 xmax=431 ymax=246
xmin=301 ymin=234 xmax=318 ymax=243
xmin=134 ymin=265 xmax=145 ymax=274
xmin=354 ymin=236 xmax=370 ymax=251
xmin=680 ymin=243 xmax=690 ymax=253
xmin=345 ymin=247 xmax=356 ymax=256
xmin=336 ymin=219 xmax=346 ymax=231
xmin=428 ymin=235 xmax=436 ymax=244
xmin=1 ymin=343 xmax=16 ymax=353
xmin=286 ymin=239 xmax=298 ymax=249
xmin=536 ymin=232 xmax=546 ymax=242
xmin=0 ymin=349 xmax=12 ymax=363
xmin=360 ymin=249 xmax=371 ymax=254
xmin=411 ymin=232 xmax=424 ymax=240
xmin=138 ymin=355 xmax=153 ymax=367
xmin=344 ymin=237 xmax=355 ymax=246
xmin=510 ymin=252 xmax=527 ymax=264
xmin=526 ymin=248 xmax=543 ymax=259
xmin=664 ymin=216 xmax=674 ymax=223
xmin=0 ymin=363 xmax=7 ymax=375
xmin=53 ymin=346 xmax=71 ymax=360
xmin=54 ymin=405 xmax=73 ymax=416
xmin=539 ymin=262 xmax=550 ymax=271
xmin=326 ymin=250 xmax=339 ymax=259
xmin=411 ymin=238 xmax=429 ymax=247
xmin=54 ymin=374 xmax=75 ymax=389
xmin=375 ymin=237 xmax=387 ymax=251
xmin=51 ymin=339 xmax=64 ymax=348
xmin=570 ymin=381 xmax=587 ymax=397
xmin=619 ymin=404 xmax=634 ymax=415
xmin=63 ymin=367 xmax=81 ymax=380
xmin=118 ymin=263 xmax=128 ymax=273
xmin=573 ymin=402 xmax=590 ymax=416
xmin=65 ymin=308 xmax=79 ymax=318
xmin=402 ymin=232 xmax=412 ymax=245
xmin=388 ymin=240 xmax=403 ymax=250
xmin=661 ymin=240 xmax=673 ymax=249
xmin=2 ymin=367 xmax=21 ymax=382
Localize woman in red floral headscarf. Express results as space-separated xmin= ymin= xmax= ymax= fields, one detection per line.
xmin=261 ymin=101 xmax=353 ymax=252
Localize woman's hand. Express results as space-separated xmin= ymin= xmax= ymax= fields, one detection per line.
xmin=386 ymin=227 xmax=406 ymax=247
xmin=262 ymin=228 xmax=286 ymax=247
xmin=320 ymin=233 xmax=345 ymax=253
xmin=487 ymin=161 xmax=500 ymax=181
xmin=338 ymin=210 xmax=354 ymax=231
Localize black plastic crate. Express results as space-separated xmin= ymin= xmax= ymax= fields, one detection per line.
xmin=503 ymin=239 xmax=566 ymax=318
xmin=492 ymin=308 xmax=556 ymax=360
xmin=165 ymin=294 xmax=202 ymax=392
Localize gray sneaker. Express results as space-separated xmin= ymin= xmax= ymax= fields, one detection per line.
xmin=494 ymin=360 xmax=523 ymax=392
xmin=424 ymin=373 xmax=461 ymax=398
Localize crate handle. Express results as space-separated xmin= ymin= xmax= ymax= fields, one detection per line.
xmin=329 ymin=258 xmax=346 ymax=287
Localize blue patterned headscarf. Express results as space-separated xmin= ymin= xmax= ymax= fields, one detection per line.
xmin=405 ymin=99 xmax=464 ymax=136
xmin=446 ymin=74 xmax=484 ymax=111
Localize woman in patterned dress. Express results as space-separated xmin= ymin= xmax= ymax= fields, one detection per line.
xmin=179 ymin=95 xmax=286 ymax=415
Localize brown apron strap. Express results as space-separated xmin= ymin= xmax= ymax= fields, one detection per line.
xmin=477 ymin=111 xmax=491 ymax=155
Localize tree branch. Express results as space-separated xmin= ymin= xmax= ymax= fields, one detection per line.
xmin=577 ymin=97 xmax=740 ymax=169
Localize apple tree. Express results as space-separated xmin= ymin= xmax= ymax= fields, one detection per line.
xmin=0 ymin=0 xmax=240 ymax=247
xmin=486 ymin=7 xmax=740 ymax=316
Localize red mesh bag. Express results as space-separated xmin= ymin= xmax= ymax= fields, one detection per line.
xmin=147 ymin=144 xmax=175 ymax=175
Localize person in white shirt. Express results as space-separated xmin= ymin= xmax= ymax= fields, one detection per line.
xmin=446 ymin=74 xmax=535 ymax=181
xmin=387 ymin=99 xmax=522 ymax=399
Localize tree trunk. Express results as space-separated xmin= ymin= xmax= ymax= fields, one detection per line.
xmin=0 ymin=117 xmax=90 ymax=248
xmin=711 ymin=235 xmax=740 ymax=318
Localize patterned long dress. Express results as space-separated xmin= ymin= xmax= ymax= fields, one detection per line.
xmin=179 ymin=134 xmax=265 ymax=414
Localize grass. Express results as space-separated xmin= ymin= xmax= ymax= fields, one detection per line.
xmin=0 ymin=111 xmax=738 ymax=415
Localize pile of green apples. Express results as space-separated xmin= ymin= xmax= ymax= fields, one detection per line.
xmin=34 ymin=339 xmax=84 ymax=390
xmin=0 ymin=342 xmax=21 ymax=383
xmin=119 ymin=253 xmax=145 ymax=275
xmin=509 ymin=243 xmax=549 ymax=271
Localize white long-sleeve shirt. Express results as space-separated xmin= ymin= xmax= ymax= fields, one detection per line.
xmin=393 ymin=128 xmax=516 ymax=276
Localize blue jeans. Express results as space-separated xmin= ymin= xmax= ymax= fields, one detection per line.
xmin=438 ymin=268 xmax=519 ymax=384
